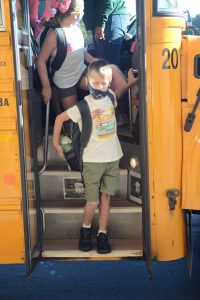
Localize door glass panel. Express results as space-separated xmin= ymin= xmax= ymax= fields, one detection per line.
xmin=156 ymin=0 xmax=183 ymax=14
xmin=16 ymin=0 xmax=28 ymax=31
xmin=0 ymin=0 xmax=5 ymax=31
xmin=20 ymin=49 xmax=39 ymax=253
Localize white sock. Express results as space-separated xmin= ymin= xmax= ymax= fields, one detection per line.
xmin=97 ymin=230 xmax=107 ymax=236
xmin=82 ymin=223 xmax=91 ymax=228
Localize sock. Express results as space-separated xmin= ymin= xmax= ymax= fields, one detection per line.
xmin=82 ymin=223 xmax=91 ymax=228
xmin=97 ymin=230 xmax=107 ymax=236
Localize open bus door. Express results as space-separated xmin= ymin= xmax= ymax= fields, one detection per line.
xmin=136 ymin=0 xmax=152 ymax=277
xmin=10 ymin=0 xmax=42 ymax=275
xmin=181 ymin=34 xmax=200 ymax=276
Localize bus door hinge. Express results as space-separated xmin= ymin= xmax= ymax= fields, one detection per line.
xmin=166 ymin=189 xmax=180 ymax=211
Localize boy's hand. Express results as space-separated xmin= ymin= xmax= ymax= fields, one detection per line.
xmin=53 ymin=143 xmax=64 ymax=158
xmin=127 ymin=69 xmax=138 ymax=86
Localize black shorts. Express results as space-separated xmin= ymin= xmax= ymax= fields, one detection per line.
xmin=54 ymin=68 xmax=87 ymax=100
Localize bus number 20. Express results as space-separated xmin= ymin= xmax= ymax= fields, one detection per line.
xmin=162 ymin=48 xmax=178 ymax=70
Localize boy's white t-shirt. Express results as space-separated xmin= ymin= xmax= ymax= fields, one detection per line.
xmin=66 ymin=91 xmax=123 ymax=163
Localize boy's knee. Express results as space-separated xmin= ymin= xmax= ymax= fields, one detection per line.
xmin=86 ymin=201 xmax=99 ymax=209
xmin=100 ymin=193 xmax=110 ymax=202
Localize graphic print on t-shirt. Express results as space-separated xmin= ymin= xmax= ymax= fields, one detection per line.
xmin=91 ymin=105 xmax=115 ymax=139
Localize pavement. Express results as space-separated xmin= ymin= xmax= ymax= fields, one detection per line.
xmin=0 ymin=215 xmax=199 ymax=300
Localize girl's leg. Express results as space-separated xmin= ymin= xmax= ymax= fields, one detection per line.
xmin=60 ymin=94 xmax=78 ymax=110
xmin=51 ymin=87 xmax=63 ymax=116
xmin=60 ymin=95 xmax=78 ymax=137
xmin=79 ymin=75 xmax=88 ymax=91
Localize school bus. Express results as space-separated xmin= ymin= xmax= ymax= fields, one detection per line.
xmin=0 ymin=0 xmax=200 ymax=276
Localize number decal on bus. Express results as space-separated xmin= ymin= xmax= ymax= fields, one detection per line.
xmin=162 ymin=48 xmax=178 ymax=70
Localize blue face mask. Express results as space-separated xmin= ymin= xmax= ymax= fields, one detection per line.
xmin=88 ymin=83 xmax=108 ymax=99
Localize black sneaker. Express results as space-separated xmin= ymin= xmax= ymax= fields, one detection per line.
xmin=96 ymin=233 xmax=111 ymax=254
xmin=79 ymin=227 xmax=93 ymax=252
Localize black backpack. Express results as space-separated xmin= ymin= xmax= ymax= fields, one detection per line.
xmin=65 ymin=91 xmax=115 ymax=172
xmin=32 ymin=24 xmax=67 ymax=90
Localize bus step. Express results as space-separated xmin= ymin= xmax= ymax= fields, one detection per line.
xmin=40 ymin=169 xmax=128 ymax=201
xmin=42 ymin=238 xmax=143 ymax=258
xmin=41 ymin=206 xmax=142 ymax=240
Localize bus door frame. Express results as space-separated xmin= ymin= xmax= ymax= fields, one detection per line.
xmin=10 ymin=0 xmax=42 ymax=276
xmin=136 ymin=0 xmax=152 ymax=277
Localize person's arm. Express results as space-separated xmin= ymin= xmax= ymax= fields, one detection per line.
xmin=83 ymin=0 xmax=96 ymax=31
xmin=115 ymin=69 xmax=138 ymax=100
xmin=84 ymin=49 xmax=98 ymax=64
xmin=52 ymin=111 xmax=71 ymax=158
xmin=37 ymin=29 xmax=56 ymax=103
xmin=95 ymin=0 xmax=114 ymax=40
xmin=29 ymin=0 xmax=42 ymax=37
xmin=97 ymin=0 xmax=114 ymax=28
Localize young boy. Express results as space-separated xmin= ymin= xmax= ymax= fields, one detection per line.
xmin=53 ymin=59 xmax=137 ymax=254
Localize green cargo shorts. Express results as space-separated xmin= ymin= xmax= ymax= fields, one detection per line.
xmin=82 ymin=160 xmax=120 ymax=202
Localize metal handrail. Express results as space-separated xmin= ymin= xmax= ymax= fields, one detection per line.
xmin=38 ymin=101 xmax=50 ymax=176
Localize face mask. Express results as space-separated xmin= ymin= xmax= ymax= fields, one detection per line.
xmin=88 ymin=83 xmax=108 ymax=99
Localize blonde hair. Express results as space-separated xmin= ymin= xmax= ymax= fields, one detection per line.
xmin=88 ymin=59 xmax=112 ymax=82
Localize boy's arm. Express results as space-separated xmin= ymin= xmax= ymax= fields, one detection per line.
xmin=52 ymin=111 xmax=71 ymax=158
xmin=115 ymin=69 xmax=138 ymax=100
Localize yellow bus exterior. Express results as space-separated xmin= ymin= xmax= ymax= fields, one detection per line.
xmin=0 ymin=0 xmax=199 ymax=273
xmin=146 ymin=8 xmax=186 ymax=260
xmin=0 ymin=0 xmax=25 ymax=264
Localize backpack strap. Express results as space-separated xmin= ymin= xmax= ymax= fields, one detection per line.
xmin=76 ymin=99 xmax=92 ymax=172
xmin=107 ymin=90 xmax=115 ymax=105
xmin=39 ymin=24 xmax=67 ymax=79
xmin=50 ymin=25 xmax=67 ymax=78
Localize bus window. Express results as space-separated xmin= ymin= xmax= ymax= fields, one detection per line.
xmin=155 ymin=0 xmax=184 ymax=15
xmin=0 ymin=0 xmax=5 ymax=31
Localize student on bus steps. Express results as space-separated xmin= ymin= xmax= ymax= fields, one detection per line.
xmin=52 ymin=59 xmax=137 ymax=254
xmin=29 ymin=0 xmax=74 ymax=38
xmin=37 ymin=0 xmax=95 ymax=110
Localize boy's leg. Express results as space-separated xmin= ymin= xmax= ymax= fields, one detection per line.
xmin=96 ymin=160 xmax=120 ymax=254
xmin=96 ymin=192 xmax=112 ymax=254
xmin=79 ymin=162 xmax=103 ymax=252
xmin=98 ymin=192 xmax=110 ymax=232
xmin=83 ymin=201 xmax=98 ymax=226
xmin=79 ymin=201 xmax=98 ymax=252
